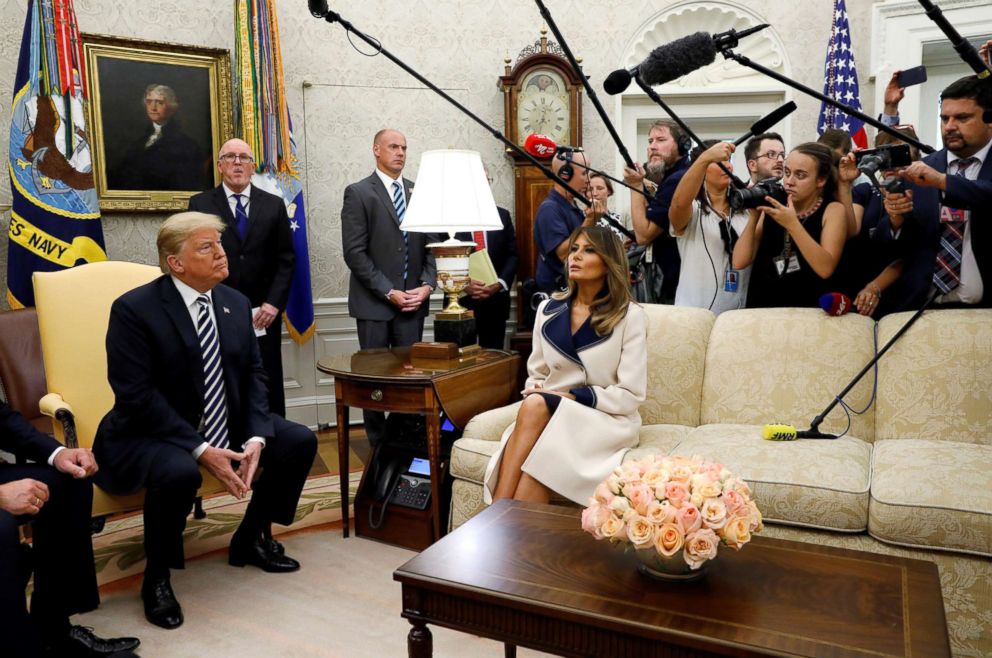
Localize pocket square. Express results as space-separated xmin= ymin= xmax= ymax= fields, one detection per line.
xmin=223 ymin=307 xmax=230 ymax=314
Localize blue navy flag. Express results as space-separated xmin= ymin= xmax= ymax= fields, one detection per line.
xmin=7 ymin=0 xmax=106 ymax=309
xmin=817 ymin=0 xmax=868 ymax=149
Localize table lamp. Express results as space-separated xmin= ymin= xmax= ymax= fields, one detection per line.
xmin=401 ymin=149 xmax=503 ymax=348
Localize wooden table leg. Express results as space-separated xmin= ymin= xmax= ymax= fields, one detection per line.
xmin=425 ymin=396 xmax=442 ymax=541
xmin=503 ymin=643 xmax=517 ymax=658
xmin=408 ymin=620 xmax=433 ymax=658
xmin=336 ymin=381 xmax=350 ymax=538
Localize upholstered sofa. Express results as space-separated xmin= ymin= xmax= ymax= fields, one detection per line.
xmin=449 ymin=306 xmax=992 ymax=658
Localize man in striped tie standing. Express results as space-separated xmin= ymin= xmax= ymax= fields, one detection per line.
xmin=341 ymin=129 xmax=437 ymax=446
xmin=94 ymin=213 xmax=317 ymax=630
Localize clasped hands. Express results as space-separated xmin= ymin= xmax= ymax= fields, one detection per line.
xmin=465 ymin=279 xmax=501 ymax=300
xmin=520 ymin=381 xmax=575 ymax=400
xmin=0 ymin=447 xmax=98 ymax=515
xmin=387 ymin=285 xmax=431 ymax=312
xmin=198 ymin=442 xmax=262 ymax=499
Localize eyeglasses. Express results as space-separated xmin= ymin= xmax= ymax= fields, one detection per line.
xmin=220 ymin=154 xmax=254 ymax=164
xmin=757 ymin=151 xmax=786 ymax=161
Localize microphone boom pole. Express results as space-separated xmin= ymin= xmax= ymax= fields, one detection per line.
xmin=533 ymin=0 xmax=639 ymax=170
xmin=719 ymin=48 xmax=936 ymax=154
xmin=310 ymin=6 xmax=634 ymax=240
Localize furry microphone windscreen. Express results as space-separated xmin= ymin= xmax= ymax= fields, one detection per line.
xmin=639 ymin=32 xmax=718 ymax=87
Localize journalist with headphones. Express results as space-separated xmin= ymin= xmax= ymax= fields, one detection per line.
xmin=668 ymin=139 xmax=751 ymax=314
xmin=623 ymin=119 xmax=694 ymax=303
xmin=533 ymin=147 xmax=606 ymax=293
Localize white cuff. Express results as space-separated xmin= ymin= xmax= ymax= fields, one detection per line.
xmin=47 ymin=445 xmax=65 ymax=466
xmin=245 ymin=437 xmax=266 ymax=449
xmin=192 ymin=441 xmax=210 ymax=459
xmin=498 ymin=278 xmax=509 ymax=292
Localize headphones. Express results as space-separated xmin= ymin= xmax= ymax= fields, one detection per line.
xmin=555 ymin=145 xmax=584 ymax=182
xmin=673 ymin=127 xmax=693 ymax=158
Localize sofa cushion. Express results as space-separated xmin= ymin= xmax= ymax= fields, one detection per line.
xmin=670 ymin=424 xmax=872 ymax=531
xmin=870 ymin=439 xmax=992 ymax=556
xmin=700 ymin=309 xmax=877 ymax=441
xmin=640 ymin=305 xmax=714 ymax=427
xmin=624 ymin=424 xmax=692 ymax=461
xmin=876 ymin=309 xmax=992 ymax=445
xmin=450 ymin=437 xmax=501 ymax=485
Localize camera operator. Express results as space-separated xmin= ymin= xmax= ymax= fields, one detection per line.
xmin=732 ymin=142 xmax=847 ymax=308
xmin=668 ymin=140 xmax=750 ymax=314
xmin=623 ymin=119 xmax=692 ymax=303
xmin=886 ymin=75 xmax=992 ymax=310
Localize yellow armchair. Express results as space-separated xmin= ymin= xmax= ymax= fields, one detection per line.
xmin=33 ymin=261 xmax=224 ymax=519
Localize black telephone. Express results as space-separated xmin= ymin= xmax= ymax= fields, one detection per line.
xmin=369 ymin=455 xmax=432 ymax=529
xmin=374 ymin=459 xmax=402 ymax=501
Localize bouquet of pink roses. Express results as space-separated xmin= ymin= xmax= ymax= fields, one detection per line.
xmin=581 ymin=455 xmax=763 ymax=570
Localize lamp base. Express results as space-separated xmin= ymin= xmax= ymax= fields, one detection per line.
xmin=434 ymin=315 xmax=477 ymax=347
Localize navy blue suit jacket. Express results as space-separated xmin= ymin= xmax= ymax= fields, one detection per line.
xmin=881 ymin=148 xmax=992 ymax=311
xmin=0 ymin=400 xmax=60 ymax=464
xmin=94 ymin=276 xmax=272 ymax=494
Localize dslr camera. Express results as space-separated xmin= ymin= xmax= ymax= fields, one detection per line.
xmin=729 ymin=177 xmax=788 ymax=211
xmin=855 ymin=143 xmax=912 ymax=177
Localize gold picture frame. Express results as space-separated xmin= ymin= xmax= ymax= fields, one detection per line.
xmin=82 ymin=34 xmax=233 ymax=212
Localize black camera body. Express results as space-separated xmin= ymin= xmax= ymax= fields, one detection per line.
xmin=855 ymin=143 xmax=913 ymax=177
xmin=730 ymin=177 xmax=788 ymax=211
xmin=881 ymin=177 xmax=906 ymax=194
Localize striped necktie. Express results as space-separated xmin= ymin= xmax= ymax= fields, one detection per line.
xmin=196 ymin=294 xmax=229 ymax=449
xmin=932 ymin=157 xmax=977 ymax=293
xmin=233 ymin=194 xmax=249 ymax=241
xmin=392 ymin=181 xmax=409 ymax=285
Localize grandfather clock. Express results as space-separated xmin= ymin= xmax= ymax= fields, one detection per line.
xmin=499 ymin=29 xmax=584 ymax=306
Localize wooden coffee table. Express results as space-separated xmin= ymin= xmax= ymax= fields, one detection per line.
xmin=394 ymin=500 xmax=950 ymax=657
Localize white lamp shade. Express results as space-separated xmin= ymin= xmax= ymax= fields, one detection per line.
xmin=401 ymin=149 xmax=503 ymax=234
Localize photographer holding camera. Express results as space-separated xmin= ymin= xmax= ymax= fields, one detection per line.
xmin=732 ymin=142 xmax=847 ymax=308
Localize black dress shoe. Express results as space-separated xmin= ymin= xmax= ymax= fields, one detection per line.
xmin=229 ymin=536 xmax=300 ymax=572
xmin=61 ymin=626 xmax=141 ymax=656
xmin=141 ymin=576 xmax=183 ymax=629
xmin=264 ymin=536 xmax=285 ymax=556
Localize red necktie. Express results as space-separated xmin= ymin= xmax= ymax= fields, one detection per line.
xmin=472 ymin=230 xmax=486 ymax=251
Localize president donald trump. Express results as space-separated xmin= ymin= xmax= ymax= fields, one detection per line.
xmin=94 ymin=212 xmax=316 ymax=630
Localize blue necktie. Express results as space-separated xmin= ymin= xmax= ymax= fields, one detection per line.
xmin=932 ymin=157 xmax=977 ymax=293
xmin=233 ymin=194 xmax=249 ymax=241
xmin=392 ymin=181 xmax=409 ymax=285
xmin=196 ymin=295 xmax=229 ymax=449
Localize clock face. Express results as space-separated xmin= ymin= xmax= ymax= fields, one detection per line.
xmin=517 ymin=69 xmax=570 ymax=145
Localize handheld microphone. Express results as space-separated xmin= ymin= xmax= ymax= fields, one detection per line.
xmin=604 ymin=25 xmax=770 ymax=95
xmin=819 ymin=292 xmax=852 ymax=316
xmin=763 ymin=424 xmax=798 ymax=441
xmin=523 ymin=134 xmax=652 ymax=200
xmin=308 ymin=0 xmax=328 ymax=18
xmin=732 ymin=101 xmax=797 ymax=147
xmin=523 ymin=133 xmax=557 ymax=158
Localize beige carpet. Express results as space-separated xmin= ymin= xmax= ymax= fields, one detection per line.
xmin=77 ymin=527 xmax=548 ymax=657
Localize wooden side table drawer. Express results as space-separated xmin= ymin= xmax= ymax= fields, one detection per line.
xmin=338 ymin=380 xmax=430 ymax=413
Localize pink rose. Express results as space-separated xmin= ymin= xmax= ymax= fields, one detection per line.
xmin=676 ymin=503 xmax=702 ymax=534
xmin=654 ymin=522 xmax=684 ymax=557
xmin=600 ymin=515 xmax=626 ymax=540
xmin=669 ymin=464 xmax=694 ymax=484
xmin=592 ymin=482 xmax=615 ymax=506
xmin=722 ymin=515 xmax=751 ymax=549
xmin=700 ymin=498 xmax=728 ymax=530
xmin=747 ymin=500 xmax=764 ymax=532
xmin=645 ymin=499 xmax=676 ymax=525
xmin=581 ymin=504 xmax=610 ymax=539
xmin=684 ymin=528 xmax=719 ymax=569
xmin=663 ymin=481 xmax=690 ymax=508
xmin=722 ymin=489 xmax=746 ymax=516
xmin=626 ymin=484 xmax=654 ymax=516
xmin=626 ymin=515 xmax=655 ymax=549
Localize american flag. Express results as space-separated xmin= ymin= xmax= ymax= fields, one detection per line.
xmin=817 ymin=0 xmax=868 ymax=148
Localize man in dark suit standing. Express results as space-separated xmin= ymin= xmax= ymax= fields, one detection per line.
xmin=457 ymin=198 xmax=519 ymax=349
xmin=341 ymin=128 xmax=436 ymax=445
xmin=1 ymin=401 xmax=140 ymax=657
xmin=188 ymin=138 xmax=295 ymax=416
xmin=882 ymin=75 xmax=992 ymax=311
xmin=94 ymin=212 xmax=316 ymax=630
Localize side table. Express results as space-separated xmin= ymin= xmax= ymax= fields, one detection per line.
xmin=317 ymin=348 xmax=519 ymax=543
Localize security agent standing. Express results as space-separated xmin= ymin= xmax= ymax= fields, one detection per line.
xmin=0 ymin=401 xmax=140 ymax=657
xmin=341 ymin=128 xmax=436 ymax=446
xmin=188 ymin=138 xmax=295 ymax=417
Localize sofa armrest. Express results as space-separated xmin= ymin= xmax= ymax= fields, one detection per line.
xmin=462 ymin=401 xmax=521 ymax=442
xmin=38 ymin=393 xmax=78 ymax=449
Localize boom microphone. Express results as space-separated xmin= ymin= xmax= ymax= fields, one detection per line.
xmin=308 ymin=0 xmax=328 ymax=18
xmin=917 ymin=0 xmax=990 ymax=79
xmin=523 ymin=134 xmax=652 ymax=200
xmin=604 ymin=25 xmax=769 ymax=95
xmin=819 ymin=292 xmax=852 ymax=316
xmin=732 ymin=101 xmax=797 ymax=146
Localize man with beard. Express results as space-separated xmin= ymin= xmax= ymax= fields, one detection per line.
xmin=623 ymin=119 xmax=691 ymax=303
xmin=884 ymin=75 xmax=992 ymax=310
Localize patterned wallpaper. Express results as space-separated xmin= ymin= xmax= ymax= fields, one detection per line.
xmin=0 ymin=0 xmax=876 ymax=307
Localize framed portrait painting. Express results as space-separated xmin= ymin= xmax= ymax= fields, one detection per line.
xmin=82 ymin=34 xmax=233 ymax=212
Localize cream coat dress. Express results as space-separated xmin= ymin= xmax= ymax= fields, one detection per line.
xmin=483 ymin=298 xmax=647 ymax=504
